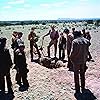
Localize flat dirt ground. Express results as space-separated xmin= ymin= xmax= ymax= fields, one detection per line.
xmin=0 ymin=22 xmax=100 ymax=100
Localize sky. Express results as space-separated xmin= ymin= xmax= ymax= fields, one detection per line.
xmin=0 ymin=0 xmax=100 ymax=21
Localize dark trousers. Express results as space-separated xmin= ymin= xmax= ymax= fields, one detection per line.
xmin=13 ymin=51 xmax=16 ymax=64
xmin=0 ymin=73 xmax=13 ymax=92
xmin=30 ymin=42 xmax=41 ymax=60
xmin=47 ymin=40 xmax=58 ymax=58
xmin=16 ymin=72 xmax=21 ymax=84
xmin=59 ymin=47 xmax=65 ymax=60
xmin=73 ymin=63 xmax=85 ymax=92
xmin=67 ymin=50 xmax=73 ymax=70
xmin=16 ymin=71 xmax=29 ymax=86
xmin=88 ymin=51 xmax=92 ymax=59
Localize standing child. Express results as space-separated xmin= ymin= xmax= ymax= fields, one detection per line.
xmin=59 ymin=33 xmax=66 ymax=61
xmin=11 ymin=31 xmax=18 ymax=64
xmin=15 ymin=43 xmax=29 ymax=88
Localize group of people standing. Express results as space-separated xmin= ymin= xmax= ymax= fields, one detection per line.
xmin=63 ymin=28 xmax=92 ymax=93
xmin=0 ymin=31 xmax=29 ymax=95
xmin=42 ymin=26 xmax=92 ymax=93
xmin=0 ymin=25 xmax=92 ymax=95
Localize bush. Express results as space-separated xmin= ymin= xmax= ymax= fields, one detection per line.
xmin=95 ymin=20 xmax=100 ymax=26
xmin=86 ymin=20 xmax=93 ymax=24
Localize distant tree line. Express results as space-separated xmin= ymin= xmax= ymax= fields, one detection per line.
xmin=0 ymin=19 xmax=100 ymax=26
xmin=85 ymin=19 xmax=100 ymax=27
xmin=0 ymin=20 xmax=58 ymax=26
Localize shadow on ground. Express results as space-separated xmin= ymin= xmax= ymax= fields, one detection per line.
xmin=74 ymin=89 xmax=97 ymax=100
xmin=0 ymin=91 xmax=14 ymax=100
xmin=19 ymin=84 xmax=29 ymax=92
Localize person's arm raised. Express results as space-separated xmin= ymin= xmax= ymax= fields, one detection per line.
xmin=42 ymin=30 xmax=50 ymax=39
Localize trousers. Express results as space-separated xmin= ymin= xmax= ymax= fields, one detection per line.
xmin=73 ymin=63 xmax=85 ymax=92
xmin=0 ymin=72 xmax=12 ymax=92
xmin=30 ymin=42 xmax=41 ymax=59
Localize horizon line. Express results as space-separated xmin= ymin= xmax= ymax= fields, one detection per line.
xmin=0 ymin=18 xmax=100 ymax=22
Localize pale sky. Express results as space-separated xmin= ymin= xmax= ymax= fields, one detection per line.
xmin=0 ymin=0 xmax=100 ymax=21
